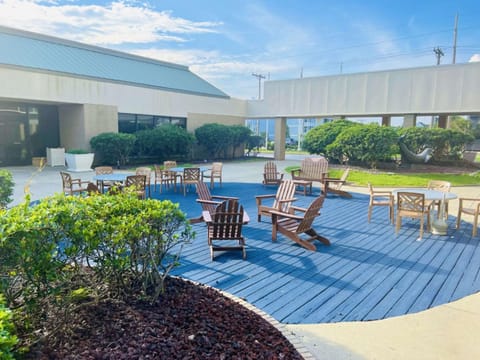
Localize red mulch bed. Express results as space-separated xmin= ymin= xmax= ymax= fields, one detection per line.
xmin=25 ymin=277 xmax=304 ymax=359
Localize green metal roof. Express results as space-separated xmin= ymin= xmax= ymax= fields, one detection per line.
xmin=0 ymin=26 xmax=228 ymax=98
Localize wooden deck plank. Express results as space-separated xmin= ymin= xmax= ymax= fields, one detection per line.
xmin=152 ymin=182 xmax=480 ymax=324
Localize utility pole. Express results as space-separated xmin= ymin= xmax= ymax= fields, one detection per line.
xmin=452 ymin=13 xmax=459 ymax=64
xmin=433 ymin=47 xmax=444 ymax=65
xmin=252 ymin=73 xmax=266 ymax=100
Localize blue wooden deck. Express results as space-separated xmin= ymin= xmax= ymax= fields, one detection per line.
xmin=151 ymin=182 xmax=480 ymax=324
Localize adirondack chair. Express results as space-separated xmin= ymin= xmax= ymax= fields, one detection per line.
xmin=323 ymin=168 xmax=352 ymax=198
xmin=190 ymin=181 xmax=238 ymax=224
xmin=291 ymin=157 xmax=328 ymax=193
xmin=203 ymin=199 xmax=248 ymax=260
xmin=262 ymin=161 xmax=284 ymax=186
xmin=255 ymin=180 xmax=297 ymax=222
xmin=270 ymin=195 xmax=330 ymax=251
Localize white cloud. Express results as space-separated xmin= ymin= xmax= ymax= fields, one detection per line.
xmin=469 ymin=54 xmax=480 ymax=62
xmin=0 ymin=0 xmax=221 ymax=45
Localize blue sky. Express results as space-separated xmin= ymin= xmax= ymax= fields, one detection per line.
xmin=0 ymin=0 xmax=479 ymax=99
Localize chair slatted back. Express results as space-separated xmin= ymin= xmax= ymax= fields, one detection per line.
xmin=60 ymin=171 xmax=73 ymax=191
xmin=427 ymin=180 xmax=451 ymax=192
xmin=273 ymin=180 xmax=296 ymax=212
xmin=126 ymin=175 xmax=146 ymax=189
xmin=263 ymin=161 xmax=283 ymax=184
xmin=163 ymin=161 xmax=177 ymax=170
xmin=210 ymin=200 xmax=244 ymax=240
xmin=135 ymin=167 xmax=151 ymax=183
xmin=196 ymin=182 xmax=217 ymax=214
xmin=296 ymin=196 xmax=325 ymax=234
xmin=397 ymin=192 xmax=425 ymax=213
xmin=210 ymin=162 xmax=223 ymax=176
xmin=301 ymin=157 xmax=328 ymax=179
xmin=95 ymin=166 xmax=113 ymax=175
xmin=184 ymin=167 xmax=201 ymax=182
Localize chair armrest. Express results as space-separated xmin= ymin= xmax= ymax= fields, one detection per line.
xmin=277 ymin=197 xmax=298 ymax=204
xmin=270 ymin=209 xmax=303 ymax=221
xmin=459 ymin=197 xmax=480 ymax=202
xmin=212 ymin=195 xmax=239 ymax=200
xmin=255 ymin=194 xmax=276 ymax=200
xmin=196 ymin=199 xmax=223 ymax=206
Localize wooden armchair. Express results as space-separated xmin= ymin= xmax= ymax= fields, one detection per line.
xmin=427 ymin=180 xmax=451 ymax=219
xmin=202 ymin=162 xmax=223 ymax=189
xmin=154 ymin=164 xmax=174 ymax=193
xmin=190 ymin=181 xmax=238 ymax=224
xmin=291 ymin=157 xmax=328 ymax=193
xmin=367 ymin=182 xmax=394 ymax=224
xmin=182 ymin=167 xmax=201 ymax=195
xmin=270 ymin=195 xmax=330 ymax=251
xmin=135 ymin=167 xmax=152 ymax=198
xmin=94 ymin=166 xmax=113 ymax=193
xmin=255 ymin=180 xmax=297 ymax=222
xmin=395 ymin=192 xmax=432 ymax=240
xmin=60 ymin=171 xmax=89 ymax=195
xmin=262 ymin=161 xmax=283 ymax=186
xmin=323 ymin=168 xmax=352 ymax=198
xmin=204 ymin=199 xmax=248 ymax=260
xmin=456 ymin=198 xmax=480 ymax=237
xmin=125 ymin=174 xmax=147 ymax=199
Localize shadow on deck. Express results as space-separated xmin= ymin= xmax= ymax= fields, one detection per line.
xmin=151 ymin=181 xmax=480 ymax=324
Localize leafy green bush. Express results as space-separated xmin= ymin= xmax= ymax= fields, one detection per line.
xmin=0 ymin=191 xmax=194 ymax=331
xmin=195 ymin=123 xmax=251 ymax=159
xmin=135 ymin=125 xmax=195 ymax=161
xmin=90 ymin=132 xmax=136 ymax=166
xmin=327 ymin=124 xmax=399 ymax=167
xmin=302 ymin=119 xmax=357 ymax=155
xmin=66 ymin=149 xmax=90 ymax=154
xmin=0 ymin=170 xmax=13 ymax=209
xmin=398 ymin=127 xmax=474 ymax=161
xmin=0 ymin=295 xmax=17 ymax=360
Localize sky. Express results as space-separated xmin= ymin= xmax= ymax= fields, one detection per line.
xmin=0 ymin=0 xmax=479 ymax=100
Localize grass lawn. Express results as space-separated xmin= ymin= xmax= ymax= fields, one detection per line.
xmin=285 ymin=166 xmax=480 ymax=187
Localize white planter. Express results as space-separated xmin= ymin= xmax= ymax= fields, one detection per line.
xmin=65 ymin=153 xmax=94 ymax=172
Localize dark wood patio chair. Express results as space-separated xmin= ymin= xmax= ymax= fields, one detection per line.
xmin=323 ymin=168 xmax=352 ymax=198
xmin=135 ymin=167 xmax=152 ymax=198
xmin=270 ymin=195 xmax=330 ymax=251
xmin=255 ymin=179 xmax=297 ymax=222
xmin=262 ymin=161 xmax=283 ymax=186
xmin=94 ymin=166 xmax=113 ymax=193
xmin=204 ymin=199 xmax=248 ymax=260
xmin=60 ymin=171 xmax=89 ymax=195
xmin=190 ymin=181 xmax=238 ymax=224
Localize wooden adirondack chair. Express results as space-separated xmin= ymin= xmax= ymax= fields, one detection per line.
xmin=255 ymin=180 xmax=297 ymax=222
xmin=203 ymin=199 xmax=248 ymax=260
xmin=262 ymin=161 xmax=283 ymax=186
xmin=323 ymin=168 xmax=352 ymax=198
xmin=291 ymin=157 xmax=328 ymax=193
xmin=190 ymin=181 xmax=238 ymax=224
xmin=270 ymin=195 xmax=330 ymax=251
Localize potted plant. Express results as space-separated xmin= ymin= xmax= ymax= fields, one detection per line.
xmin=65 ymin=149 xmax=94 ymax=172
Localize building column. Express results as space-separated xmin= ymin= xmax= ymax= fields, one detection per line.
xmin=274 ymin=117 xmax=286 ymax=160
xmin=438 ymin=115 xmax=448 ymax=128
xmin=403 ymin=115 xmax=416 ymax=127
xmin=381 ymin=116 xmax=391 ymax=126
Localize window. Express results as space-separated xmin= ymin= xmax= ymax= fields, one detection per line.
xmin=118 ymin=113 xmax=186 ymax=133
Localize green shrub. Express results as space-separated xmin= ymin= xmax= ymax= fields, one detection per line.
xmin=303 ymin=120 xmax=357 ymax=155
xmin=0 ymin=191 xmax=194 ymax=332
xmin=90 ymin=132 xmax=136 ymax=166
xmin=135 ymin=125 xmax=195 ymax=161
xmin=195 ymin=123 xmax=251 ymax=159
xmin=327 ymin=124 xmax=399 ymax=167
xmin=0 ymin=295 xmax=17 ymax=360
xmin=66 ymin=149 xmax=90 ymax=154
xmin=0 ymin=170 xmax=13 ymax=209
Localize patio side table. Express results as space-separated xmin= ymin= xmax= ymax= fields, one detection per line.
xmin=293 ymin=179 xmax=312 ymax=196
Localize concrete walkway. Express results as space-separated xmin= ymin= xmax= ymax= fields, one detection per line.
xmin=4 ymin=161 xmax=480 ymax=360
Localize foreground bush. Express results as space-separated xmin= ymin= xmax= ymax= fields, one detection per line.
xmin=0 ymin=170 xmax=13 ymax=209
xmin=0 ymin=191 xmax=194 ymax=348
xmin=0 ymin=296 xmax=17 ymax=360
